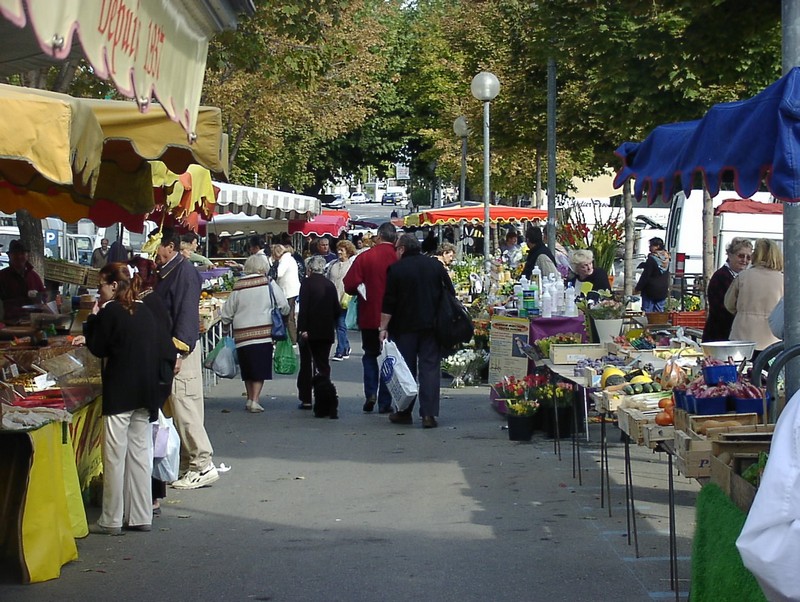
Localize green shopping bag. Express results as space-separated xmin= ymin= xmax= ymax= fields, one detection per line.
xmin=273 ymin=338 xmax=298 ymax=375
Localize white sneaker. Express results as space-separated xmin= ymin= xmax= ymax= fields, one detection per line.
xmin=171 ymin=464 xmax=219 ymax=489
xmin=246 ymin=400 xmax=265 ymax=413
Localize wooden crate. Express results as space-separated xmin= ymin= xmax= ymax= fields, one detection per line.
xmin=643 ymin=424 xmax=675 ymax=449
xmin=43 ymin=258 xmax=88 ymax=285
xmin=690 ymin=412 xmax=759 ymax=435
xmin=674 ymin=421 xmax=770 ymax=479
xmin=669 ymin=311 xmax=706 ymax=328
xmin=710 ymin=455 xmax=758 ymax=513
xmin=84 ymin=267 xmax=100 ymax=288
xmin=617 ymin=407 xmax=659 ymax=445
xmin=549 ymin=343 xmax=606 ymax=365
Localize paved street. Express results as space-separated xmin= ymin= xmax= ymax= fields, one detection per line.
xmin=1 ymin=332 xmax=699 ymax=601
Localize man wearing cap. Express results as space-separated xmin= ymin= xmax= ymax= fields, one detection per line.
xmin=0 ymin=240 xmax=45 ymax=323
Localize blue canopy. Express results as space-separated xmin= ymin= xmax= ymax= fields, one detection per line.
xmin=614 ymin=67 xmax=800 ymax=203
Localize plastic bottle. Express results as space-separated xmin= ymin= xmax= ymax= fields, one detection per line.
xmin=531 ymin=265 xmax=542 ymax=299
xmin=514 ymin=284 xmax=525 ymax=317
xmin=555 ymin=278 xmax=565 ymax=314
xmin=541 ymin=287 xmax=552 ymax=318
xmin=528 ymin=278 xmax=540 ymax=317
xmin=565 ymin=284 xmax=577 ymax=316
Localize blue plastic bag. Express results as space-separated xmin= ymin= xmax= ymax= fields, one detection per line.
xmin=345 ymin=296 xmax=359 ymax=330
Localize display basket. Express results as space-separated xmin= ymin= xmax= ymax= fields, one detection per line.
xmin=43 ymin=258 xmax=88 ymax=285
xmin=669 ymin=311 xmax=706 ymax=328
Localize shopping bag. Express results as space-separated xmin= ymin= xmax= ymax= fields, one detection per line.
xmin=203 ymin=337 xmax=226 ymax=369
xmin=345 ymin=296 xmax=359 ymax=330
xmin=152 ymin=411 xmax=171 ymax=459
xmin=379 ymin=340 xmax=418 ymax=411
xmin=340 ymin=292 xmax=353 ymax=310
xmin=212 ymin=336 xmax=238 ymax=379
xmin=152 ymin=414 xmax=180 ymax=482
xmin=273 ymin=338 xmax=298 ymax=375
xmin=269 ymin=283 xmax=288 ymax=341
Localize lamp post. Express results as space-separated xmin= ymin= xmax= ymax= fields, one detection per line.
xmin=471 ymin=71 xmax=500 ymax=275
xmin=453 ymin=116 xmax=469 ymax=207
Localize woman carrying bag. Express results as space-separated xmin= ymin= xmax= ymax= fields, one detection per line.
xmin=221 ymin=254 xmax=290 ymax=413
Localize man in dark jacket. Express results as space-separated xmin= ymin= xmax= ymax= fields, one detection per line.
xmin=379 ymin=233 xmax=451 ymax=428
xmin=153 ymin=227 xmax=218 ymax=490
xmin=296 ymin=256 xmax=341 ymax=413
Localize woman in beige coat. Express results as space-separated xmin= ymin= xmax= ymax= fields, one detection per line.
xmin=724 ymin=238 xmax=784 ymax=359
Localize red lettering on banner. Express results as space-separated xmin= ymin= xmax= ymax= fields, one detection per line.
xmin=96 ymin=0 xmax=144 ymax=75
xmin=144 ymin=21 xmax=165 ymax=80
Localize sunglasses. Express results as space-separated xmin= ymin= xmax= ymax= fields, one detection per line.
xmin=735 ymin=253 xmax=752 ymax=260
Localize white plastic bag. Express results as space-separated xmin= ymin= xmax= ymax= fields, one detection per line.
xmin=152 ymin=410 xmax=170 ymax=459
xmin=212 ymin=336 xmax=238 ymax=379
xmin=736 ymin=389 xmax=800 ymax=601
xmin=152 ymin=414 xmax=180 ymax=482
xmin=379 ymin=340 xmax=418 ymax=412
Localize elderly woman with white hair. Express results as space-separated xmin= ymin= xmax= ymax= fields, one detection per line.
xmin=296 ymin=255 xmax=341 ymax=412
xmin=221 ymin=253 xmax=290 ymax=413
xmin=567 ymin=248 xmax=611 ymax=297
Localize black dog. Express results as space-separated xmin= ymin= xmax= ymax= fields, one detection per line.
xmin=312 ymin=374 xmax=339 ymax=419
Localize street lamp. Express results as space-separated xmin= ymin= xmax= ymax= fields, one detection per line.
xmin=470 ymin=71 xmax=500 ymax=273
xmin=453 ymin=116 xmax=469 ymax=207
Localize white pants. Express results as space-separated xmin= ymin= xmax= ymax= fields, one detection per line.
xmin=99 ymin=408 xmax=152 ymax=529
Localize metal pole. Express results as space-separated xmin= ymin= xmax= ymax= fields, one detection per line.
xmin=783 ymin=0 xmax=800 ymax=398
xmin=460 ymin=136 xmax=467 ymax=207
xmin=482 ymin=100 xmax=491 ymax=274
xmin=546 ymin=57 xmax=557 ymax=254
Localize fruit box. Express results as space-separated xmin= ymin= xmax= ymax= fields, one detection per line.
xmin=642 ymin=424 xmax=675 ymax=450
xmin=549 ymin=344 xmax=606 ymax=365
xmin=673 ymin=416 xmax=765 ymax=479
xmin=709 ymin=455 xmax=758 ymax=514
xmin=617 ymin=407 xmax=659 ymax=445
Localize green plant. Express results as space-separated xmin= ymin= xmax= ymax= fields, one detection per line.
xmin=534 ymin=384 xmax=574 ymax=408
xmin=576 ymin=290 xmax=627 ymax=320
xmin=505 ymin=399 xmax=539 ymax=416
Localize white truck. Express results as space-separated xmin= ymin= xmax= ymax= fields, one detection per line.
xmin=663 ymin=190 xmax=781 ymax=281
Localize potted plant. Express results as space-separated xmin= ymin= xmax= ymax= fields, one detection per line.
xmin=577 ymin=291 xmax=628 ymax=344
xmin=535 ymin=383 xmax=577 ymax=439
xmin=505 ymin=399 xmax=540 ymax=441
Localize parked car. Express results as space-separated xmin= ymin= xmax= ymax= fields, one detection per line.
xmin=350 ymin=192 xmax=369 ymax=204
xmin=381 ymin=192 xmax=400 ymax=205
xmin=319 ymin=194 xmax=346 ymax=209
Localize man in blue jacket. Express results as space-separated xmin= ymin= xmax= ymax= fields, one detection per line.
xmin=153 ymin=227 xmax=218 ymax=490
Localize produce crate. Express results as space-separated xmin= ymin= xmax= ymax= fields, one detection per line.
xmin=549 ymin=343 xmax=605 ymax=364
xmin=643 ymin=424 xmax=675 ymax=449
xmin=673 ymin=417 xmax=766 ymax=479
xmin=84 ymin=267 xmax=100 ymax=288
xmin=669 ymin=310 xmax=706 ymax=328
xmin=617 ymin=407 xmax=658 ymax=445
xmin=709 ymin=455 xmax=758 ymax=513
xmin=43 ymin=258 xmax=88 ymax=285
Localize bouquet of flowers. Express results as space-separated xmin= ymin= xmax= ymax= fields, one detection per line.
xmin=532 ymin=383 xmax=574 ymax=408
xmin=442 ymin=348 xmax=489 ymax=388
xmin=505 ymin=399 xmax=539 ymax=416
xmin=577 ymin=290 xmax=627 ymax=320
xmin=494 ymin=373 xmax=549 ymax=400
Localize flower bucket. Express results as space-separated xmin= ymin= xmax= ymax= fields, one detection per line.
xmin=507 ymin=414 xmax=535 ymax=441
xmin=593 ymin=318 xmax=623 ymax=345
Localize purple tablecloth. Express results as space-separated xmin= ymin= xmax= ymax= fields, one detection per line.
xmin=529 ymin=316 xmax=588 ymax=343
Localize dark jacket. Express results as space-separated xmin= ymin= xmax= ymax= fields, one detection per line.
xmin=635 ymin=254 xmax=670 ymax=301
xmin=702 ymin=265 xmax=736 ymax=342
xmin=84 ymin=301 xmax=160 ymax=419
xmin=141 ymin=290 xmax=176 ymax=405
xmin=297 ymin=273 xmax=340 ymax=343
xmin=155 ymin=253 xmax=202 ymax=353
xmin=568 ymin=266 xmax=611 ymax=294
xmin=521 ymin=243 xmax=557 ymax=279
xmin=383 ymin=250 xmax=451 ymax=334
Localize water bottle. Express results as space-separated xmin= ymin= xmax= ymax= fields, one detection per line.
xmin=565 ymin=284 xmax=577 ymax=316
xmin=541 ymin=288 xmax=552 ymax=318
xmin=555 ymin=278 xmax=565 ymax=314
xmin=531 ymin=265 xmax=542 ymax=300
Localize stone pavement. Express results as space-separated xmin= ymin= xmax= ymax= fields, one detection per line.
xmin=1 ymin=332 xmax=699 ymax=601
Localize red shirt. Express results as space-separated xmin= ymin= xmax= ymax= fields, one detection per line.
xmin=0 ymin=263 xmax=45 ymax=322
xmin=343 ymin=243 xmax=397 ymax=329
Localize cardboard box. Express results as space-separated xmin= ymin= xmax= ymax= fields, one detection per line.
xmin=549 ymin=344 xmax=606 ymax=365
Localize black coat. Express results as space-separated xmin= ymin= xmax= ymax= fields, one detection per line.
xmin=522 ymin=243 xmax=556 ymax=278
xmin=635 ymin=255 xmax=670 ymax=301
xmin=141 ymin=290 xmax=176 ymax=406
xmin=85 ymin=301 xmax=160 ymax=420
xmin=383 ymin=251 xmax=451 ymax=334
xmin=297 ymin=273 xmax=340 ymax=343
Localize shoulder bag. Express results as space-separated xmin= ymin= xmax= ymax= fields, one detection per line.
xmin=435 ymin=277 xmax=474 ymax=353
xmin=269 ymin=282 xmax=288 ymax=341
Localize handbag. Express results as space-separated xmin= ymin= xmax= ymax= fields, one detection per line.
xmin=274 ymin=338 xmax=298 ymax=375
xmin=435 ymin=278 xmax=474 ymax=353
xmin=269 ymin=282 xmax=288 ymax=341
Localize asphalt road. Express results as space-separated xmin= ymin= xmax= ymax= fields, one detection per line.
xmin=1 ymin=332 xmax=699 ymax=601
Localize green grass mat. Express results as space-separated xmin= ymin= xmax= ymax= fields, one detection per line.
xmin=690 ymin=483 xmax=766 ymax=601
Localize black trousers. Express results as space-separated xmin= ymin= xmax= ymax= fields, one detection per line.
xmin=297 ymin=338 xmax=332 ymax=405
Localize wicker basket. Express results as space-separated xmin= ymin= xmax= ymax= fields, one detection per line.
xmin=43 ymin=259 xmax=88 ymax=285
xmin=84 ymin=267 xmax=100 ymax=288
xmin=669 ymin=311 xmax=706 ymax=328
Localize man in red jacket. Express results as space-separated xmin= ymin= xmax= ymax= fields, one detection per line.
xmin=343 ymin=222 xmax=398 ymax=413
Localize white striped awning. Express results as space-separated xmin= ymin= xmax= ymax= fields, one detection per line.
xmin=213 ymin=182 xmax=320 ymax=220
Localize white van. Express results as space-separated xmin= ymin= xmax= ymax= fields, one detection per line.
xmin=664 ymin=190 xmax=780 ymax=280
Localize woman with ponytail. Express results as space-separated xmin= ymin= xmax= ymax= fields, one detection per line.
xmin=84 ymin=262 xmax=161 ymax=535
